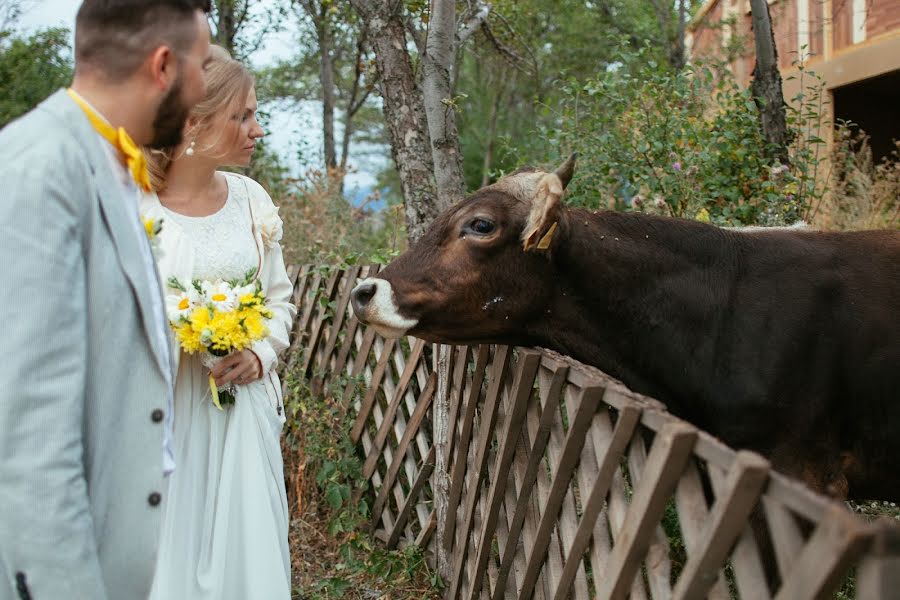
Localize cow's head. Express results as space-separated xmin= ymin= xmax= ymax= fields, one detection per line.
xmin=350 ymin=155 xmax=576 ymax=344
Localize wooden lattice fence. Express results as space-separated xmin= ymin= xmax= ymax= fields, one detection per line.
xmin=282 ymin=263 xmax=900 ymax=600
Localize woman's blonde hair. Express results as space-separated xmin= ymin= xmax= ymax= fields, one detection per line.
xmin=146 ymin=44 xmax=255 ymax=192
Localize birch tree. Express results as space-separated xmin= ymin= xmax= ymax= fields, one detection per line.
xmin=348 ymin=0 xmax=492 ymax=241
xmin=347 ymin=0 xmax=438 ymax=242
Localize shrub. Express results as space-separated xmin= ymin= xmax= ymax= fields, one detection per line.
xmin=538 ymin=46 xmax=832 ymax=226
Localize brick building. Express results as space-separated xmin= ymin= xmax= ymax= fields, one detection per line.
xmin=687 ymin=0 xmax=900 ymax=162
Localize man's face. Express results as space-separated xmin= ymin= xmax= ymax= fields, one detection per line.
xmin=147 ymin=10 xmax=210 ymax=150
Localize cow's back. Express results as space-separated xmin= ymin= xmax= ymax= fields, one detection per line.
xmin=733 ymin=229 xmax=900 ymax=499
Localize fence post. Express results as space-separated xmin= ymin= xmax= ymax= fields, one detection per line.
xmin=433 ymin=343 xmax=453 ymax=581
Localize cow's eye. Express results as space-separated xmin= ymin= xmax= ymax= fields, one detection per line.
xmin=468 ymin=218 xmax=496 ymax=235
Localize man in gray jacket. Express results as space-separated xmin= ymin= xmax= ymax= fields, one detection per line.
xmin=0 ymin=1 xmax=210 ymax=598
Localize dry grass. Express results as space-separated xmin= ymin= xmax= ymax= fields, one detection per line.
xmin=277 ymin=168 xmax=407 ymax=268
xmin=810 ymin=132 xmax=900 ymax=231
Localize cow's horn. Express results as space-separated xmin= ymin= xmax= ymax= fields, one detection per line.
xmin=555 ymin=153 xmax=577 ymax=188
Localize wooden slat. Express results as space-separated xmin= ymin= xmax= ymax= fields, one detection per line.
xmin=553 ymin=385 xmax=590 ymax=600
xmin=762 ymin=495 xmax=806 ymax=579
xmin=494 ymin=360 xmax=569 ymax=599
xmin=595 ymin=421 xmax=698 ymax=600
xmin=516 ymin=384 xmax=606 ymax=600
xmin=295 ymin=272 xmax=322 ymax=341
xmin=465 ymin=351 xmax=542 ymax=600
xmin=774 ymin=504 xmax=871 ymax=600
xmin=551 ymin=404 xmax=641 ymax=600
xmin=352 ymin=338 xmax=397 ymax=449
xmin=624 ymin=416 xmax=675 ymax=600
xmin=340 ymin=327 xmax=377 ymax=409
xmin=672 ymin=451 xmax=770 ymax=600
xmin=445 ymin=345 xmax=472 ymax=466
xmin=447 ymin=346 xmax=512 ymax=600
xmin=386 ymin=444 xmax=436 ymax=548
xmin=372 ymin=372 xmax=437 ymax=523
xmin=444 ymin=345 xmax=492 ymax=552
xmin=300 ymin=268 xmax=343 ymax=377
xmin=313 ymin=264 xmax=361 ymax=384
xmin=357 ymin=339 xmax=426 ymax=453
xmin=856 ymin=521 xmax=900 ymax=600
xmin=672 ymin=460 xmax=731 ymax=600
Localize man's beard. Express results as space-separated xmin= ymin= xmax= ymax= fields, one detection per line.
xmin=148 ymin=74 xmax=191 ymax=150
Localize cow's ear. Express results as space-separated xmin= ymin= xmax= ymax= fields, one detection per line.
xmin=522 ymin=173 xmax=564 ymax=252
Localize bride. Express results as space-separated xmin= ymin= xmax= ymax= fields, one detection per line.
xmin=142 ymin=45 xmax=295 ymax=599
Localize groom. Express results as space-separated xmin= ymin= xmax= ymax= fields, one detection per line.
xmin=0 ymin=1 xmax=210 ymax=599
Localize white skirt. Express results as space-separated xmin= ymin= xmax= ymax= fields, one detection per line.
xmin=149 ymin=354 xmax=291 ymax=600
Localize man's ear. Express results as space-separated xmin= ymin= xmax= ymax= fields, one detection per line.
xmin=521 ymin=173 xmax=564 ymax=252
xmin=147 ymin=46 xmax=175 ymax=91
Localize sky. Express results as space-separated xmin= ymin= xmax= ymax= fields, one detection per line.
xmin=16 ymin=0 xmax=384 ymax=196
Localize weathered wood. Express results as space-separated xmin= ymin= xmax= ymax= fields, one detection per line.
xmin=774 ymin=504 xmax=871 ymax=600
xmin=494 ymin=361 xmax=569 ymax=599
xmin=624 ymin=426 xmax=675 ymax=600
xmin=517 ymin=384 xmax=606 ymax=600
xmin=301 ymin=268 xmax=343 ymax=378
xmin=387 ymin=446 xmax=436 ymax=548
xmin=444 ymin=345 xmax=492 ymax=552
xmin=353 ymin=338 xmax=397 ymax=450
xmin=356 ymin=339 xmax=426 ymax=455
xmin=551 ymin=404 xmax=641 ymax=600
xmin=672 ymin=459 xmax=732 ymax=600
xmin=856 ymin=521 xmax=900 ymax=600
xmin=315 ymin=264 xmax=361 ymax=380
xmin=372 ymin=373 xmax=436 ymax=524
xmin=465 ymin=351 xmax=542 ymax=600
xmin=595 ymin=421 xmax=698 ymax=600
xmin=762 ymin=495 xmax=806 ymax=579
xmin=448 ymin=346 xmax=512 ymax=600
xmin=672 ymin=451 xmax=770 ymax=600
xmin=340 ymin=326 xmax=377 ymax=409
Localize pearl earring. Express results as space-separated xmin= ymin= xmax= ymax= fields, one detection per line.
xmin=185 ymin=141 xmax=196 ymax=156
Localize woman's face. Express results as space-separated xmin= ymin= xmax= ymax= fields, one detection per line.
xmin=200 ymin=86 xmax=264 ymax=167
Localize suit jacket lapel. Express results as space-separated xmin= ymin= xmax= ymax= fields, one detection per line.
xmin=48 ymin=91 xmax=171 ymax=378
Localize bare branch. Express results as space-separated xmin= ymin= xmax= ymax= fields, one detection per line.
xmin=456 ymin=1 xmax=491 ymax=46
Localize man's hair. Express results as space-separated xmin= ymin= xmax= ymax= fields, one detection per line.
xmin=75 ymin=0 xmax=211 ymax=81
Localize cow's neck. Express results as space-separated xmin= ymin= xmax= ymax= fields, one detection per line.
xmin=529 ymin=209 xmax=736 ymax=413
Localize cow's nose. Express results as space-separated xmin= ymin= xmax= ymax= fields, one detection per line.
xmin=351 ymin=280 xmax=378 ymax=318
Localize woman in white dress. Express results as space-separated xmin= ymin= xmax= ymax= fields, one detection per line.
xmin=141 ymin=46 xmax=295 ymax=599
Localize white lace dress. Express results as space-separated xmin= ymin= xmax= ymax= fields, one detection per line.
xmin=148 ymin=177 xmax=291 ymax=600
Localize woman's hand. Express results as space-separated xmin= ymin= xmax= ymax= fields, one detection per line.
xmin=210 ymin=349 xmax=263 ymax=387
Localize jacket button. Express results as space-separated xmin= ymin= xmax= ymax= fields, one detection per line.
xmin=148 ymin=492 xmax=162 ymax=507
xmin=151 ymin=409 xmax=164 ymax=423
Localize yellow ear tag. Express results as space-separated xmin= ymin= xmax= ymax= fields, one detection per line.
xmin=536 ymin=222 xmax=558 ymax=250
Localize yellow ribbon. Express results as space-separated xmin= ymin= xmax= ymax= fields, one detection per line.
xmin=209 ymin=374 xmax=224 ymax=411
xmin=67 ymin=89 xmax=151 ymax=192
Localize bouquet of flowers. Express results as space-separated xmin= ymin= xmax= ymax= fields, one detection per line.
xmin=166 ymin=270 xmax=273 ymax=410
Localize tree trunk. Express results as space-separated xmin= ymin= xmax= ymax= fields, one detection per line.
xmin=421 ymin=0 xmax=466 ymax=207
xmin=339 ymin=35 xmax=371 ymax=174
xmin=318 ymin=6 xmax=337 ymax=172
xmin=749 ymin=0 xmax=791 ymax=164
xmin=213 ymin=0 xmax=239 ymax=55
xmin=433 ymin=344 xmax=452 ymax=581
xmin=349 ymin=0 xmax=438 ymax=242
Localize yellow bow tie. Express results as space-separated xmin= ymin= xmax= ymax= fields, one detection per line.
xmin=67 ymin=88 xmax=151 ymax=192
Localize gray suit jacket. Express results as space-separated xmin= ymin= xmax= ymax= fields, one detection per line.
xmin=0 ymin=90 xmax=177 ymax=600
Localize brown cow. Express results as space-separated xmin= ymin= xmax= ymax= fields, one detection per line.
xmin=351 ymin=156 xmax=900 ymax=501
